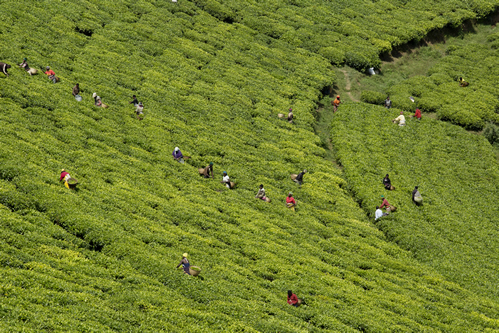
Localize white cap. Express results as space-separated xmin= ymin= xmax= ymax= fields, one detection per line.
xmin=174 ymin=147 xmax=179 ymax=151
xmin=92 ymin=93 xmax=97 ymax=98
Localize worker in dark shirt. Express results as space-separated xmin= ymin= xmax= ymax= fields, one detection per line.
xmin=0 ymin=62 xmax=11 ymax=77
xmin=129 ymin=95 xmax=139 ymax=106
xmin=383 ymin=174 xmax=392 ymax=190
xmin=293 ymin=169 xmax=307 ymax=185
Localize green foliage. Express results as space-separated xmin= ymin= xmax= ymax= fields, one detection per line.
xmin=360 ymin=90 xmax=387 ymax=105
xmin=483 ymin=122 xmax=499 ymax=144
xmin=331 ymin=103 xmax=499 ymax=301
xmin=1 ymin=0 xmax=499 ymax=331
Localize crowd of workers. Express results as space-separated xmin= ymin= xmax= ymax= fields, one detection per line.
xmin=3 ymin=56 xmax=432 ymax=306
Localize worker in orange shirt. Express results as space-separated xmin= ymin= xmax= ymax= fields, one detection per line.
xmin=332 ymin=95 xmax=341 ymax=112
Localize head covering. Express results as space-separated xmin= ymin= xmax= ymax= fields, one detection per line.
xmin=182 ymin=253 xmax=188 ymax=258
xmin=288 ymin=192 xmax=293 ymax=196
xmin=381 ymin=195 xmax=384 ymax=198
xmin=92 ymin=93 xmax=97 ymax=98
xmin=174 ymin=147 xmax=179 ymax=151
xmin=400 ymin=111 xmax=403 ymax=114
xmin=303 ymin=169 xmax=307 ymax=173
xmin=223 ymin=171 xmax=227 ymax=175
xmin=337 ymin=95 xmax=340 ymax=98
xmin=138 ymin=102 xmax=143 ymax=106
xmin=23 ymin=58 xmax=27 ymax=61
xmin=209 ymin=162 xmax=213 ymax=166
xmin=289 ymin=108 xmax=292 ymax=111
xmin=61 ymin=169 xmax=65 ymax=172
xmin=46 ymin=66 xmax=50 ymax=70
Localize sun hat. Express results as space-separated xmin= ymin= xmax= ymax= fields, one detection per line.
xmin=182 ymin=253 xmax=188 ymax=258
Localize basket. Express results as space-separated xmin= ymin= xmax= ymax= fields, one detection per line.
xmin=198 ymin=168 xmax=205 ymax=175
xmin=189 ymin=266 xmax=201 ymax=276
xmin=265 ymin=197 xmax=271 ymax=203
xmin=230 ymin=181 xmax=235 ymax=189
xmin=290 ymin=174 xmax=297 ymax=180
xmin=67 ymin=178 xmax=78 ymax=189
xmin=278 ymin=113 xmax=285 ymax=118
xmin=414 ymin=196 xmax=423 ymax=204
xmin=388 ymin=205 xmax=397 ymax=212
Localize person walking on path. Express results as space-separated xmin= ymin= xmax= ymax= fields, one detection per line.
xmin=0 ymin=62 xmax=11 ymax=77
xmin=176 ymin=253 xmax=191 ymax=275
xmin=172 ymin=147 xmax=184 ymax=163
xmin=332 ymin=95 xmax=341 ymax=112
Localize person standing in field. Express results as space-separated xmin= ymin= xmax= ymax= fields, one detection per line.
xmin=176 ymin=253 xmax=191 ymax=275
xmin=414 ymin=108 xmax=421 ymax=120
xmin=384 ymin=97 xmax=391 ymax=109
xmin=0 ymin=62 xmax=11 ymax=77
xmin=332 ymin=95 xmax=341 ymax=112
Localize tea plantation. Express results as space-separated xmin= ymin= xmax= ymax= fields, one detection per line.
xmin=1 ymin=0 xmax=499 ymax=331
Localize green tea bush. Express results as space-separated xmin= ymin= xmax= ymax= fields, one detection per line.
xmin=331 ymin=103 xmax=499 ymax=300
xmin=0 ymin=0 xmax=499 ymax=331
xmin=360 ymin=90 xmax=386 ymax=105
xmin=483 ymin=122 xmax=499 ymax=144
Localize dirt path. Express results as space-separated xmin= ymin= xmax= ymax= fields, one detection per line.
xmin=339 ymin=69 xmax=359 ymax=102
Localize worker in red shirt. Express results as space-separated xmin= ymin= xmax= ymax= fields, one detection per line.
xmin=415 ymin=108 xmax=422 ymax=120
xmin=287 ymin=290 xmax=299 ymax=307
xmin=60 ymin=169 xmax=71 ymax=188
xmin=44 ymin=66 xmax=58 ymax=83
xmin=286 ymin=192 xmax=296 ymax=211
xmin=380 ymin=195 xmax=390 ymax=209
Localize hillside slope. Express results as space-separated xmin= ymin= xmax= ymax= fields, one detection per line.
xmin=2 ymin=0 xmax=499 ymax=331
xmin=331 ymin=103 xmax=499 ymax=299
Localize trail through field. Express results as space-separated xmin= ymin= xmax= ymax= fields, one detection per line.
xmin=339 ymin=69 xmax=359 ymax=102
